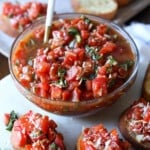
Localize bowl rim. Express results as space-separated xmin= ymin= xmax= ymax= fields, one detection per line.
xmin=9 ymin=12 xmax=139 ymax=105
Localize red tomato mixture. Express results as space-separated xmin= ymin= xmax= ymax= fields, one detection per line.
xmin=12 ymin=16 xmax=135 ymax=101
xmin=127 ymin=98 xmax=150 ymax=143
xmin=2 ymin=2 xmax=47 ymax=31
xmin=11 ymin=110 xmax=65 ymax=150
xmin=79 ymin=124 xmax=130 ymax=150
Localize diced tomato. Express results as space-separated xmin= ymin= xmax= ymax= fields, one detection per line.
xmin=15 ymin=49 xmax=26 ymax=65
xmin=97 ymin=66 xmax=107 ymax=76
xmin=63 ymin=51 xmax=77 ymax=67
xmin=28 ymin=2 xmax=44 ymax=20
xmin=72 ymin=87 xmax=81 ymax=102
xmin=39 ymin=116 xmax=49 ymax=134
xmin=20 ymin=77 xmax=30 ymax=88
xmin=25 ymin=145 xmax=33 ymax=150
xmin=73 ymin=48 xmax=85 ymax=61
xmin=81 ymin=30 xmax=89 ymax=40
xmin=3 ymin=113 xmax=10 ymax=125
xmin=66 ymin=66 xmax=82 ymax=81
xmin=33 ymin=27 xmax=45 ymax=40
xmin=35 ymin=61 xmax=50 ymax=73
xmin=96 ymin=24 xmax=107 ymax=35
xmin=100 ymin=41 xmax=117 ymax=54
xmin=68 ymin=80 xmax=80 ymax=90
xmin=62 ymin=90 xmax=72 ymax=101
xmin=49 ymin=63 xmax=59 ymax=80
xmin=144 ymin=107 xmax=150 ymax=122
xmin=92 ymin=76 xmax=107 ymax=97
xmin=48 ymin=128 xmax=56 ymax=143
xmin=19 ymin=16 xmax=31 ymax=26
xmin=85 ymin=80 xmax=92 ymax=91
xmin=80 ymin=140 xmax=96 ymax=150
xmin=11 ymin=125 xmax=27 ymax=147
xmin=51 ymin=86 xmax=62 ymax=100
xmin=77 ymin=20 xmax=87 ymax=30
xmin=55 ymin=134 xmax=65 ymax=150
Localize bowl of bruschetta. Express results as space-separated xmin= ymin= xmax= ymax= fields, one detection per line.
xmin=9 ymin=13 xmax=139 ymax=116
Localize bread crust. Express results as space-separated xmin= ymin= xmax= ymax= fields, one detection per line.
xmin=71 ymin=0 xmax=118 ymax=20
xmin=119 ymin=106 xmax=150 ymax=150
xmin=142 ymin=64 xmax=150 ymax=101
xmin=116 ymin=0 xmax=131 ymax=7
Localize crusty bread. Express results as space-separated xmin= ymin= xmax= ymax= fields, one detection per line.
xmin=71 ymin=0 xmax=118 ymax=20
xmin=116 ymin=0 xmax=131 ymax=7
xmin=119 ymin=105 xmax=150 ymax=150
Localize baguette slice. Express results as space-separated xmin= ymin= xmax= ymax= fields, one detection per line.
xmin=119 ymin=98 xmax=150 ymax=150
xmin=71 ymin=0 xmax=118 ymax=20
xmin=77 ymin=124 xmax=132 ymax=150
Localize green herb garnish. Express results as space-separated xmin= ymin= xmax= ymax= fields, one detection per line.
xmin=85 ymin=45 xmax=101 ymax=60
xmin=120 ymin=60 xmax=134 ymax=71
xmin=6 ymin=110 xmax=18 ymax=131
xmin=106 ymin=56 xmax=118 ymax=66
xmin=68 ymin=27 xmax=81 ymax=43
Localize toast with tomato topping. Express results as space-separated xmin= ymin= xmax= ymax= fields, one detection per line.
xmin=10 ymin=110 xmax=65 ymax=150
xmin=119 ymin=98 xmax=150 ymax=150
xmin=71 ymin=0 xmax=118 ymax=20
xmin=0 ymin=2 xmax=47 ymax=37
xmin=77 ymin=124 xmax=132 ymax=150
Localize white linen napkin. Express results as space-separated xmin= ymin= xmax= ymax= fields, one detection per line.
xmin=124 ymin=22 xmax=150 ymax=60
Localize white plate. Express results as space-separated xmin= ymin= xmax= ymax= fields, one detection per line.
xmin=0 ymin=0 xmax=149 ymax=57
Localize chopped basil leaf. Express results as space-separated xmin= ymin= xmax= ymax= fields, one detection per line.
xmin=108 ymin=78 xmax=116 ymax=88
xmin=26 ymin=39 xmax=36 ymax=48
xmin=81 ymin=15 xmax=91 ymax=25
xmin=68 ymin=27 xmax=79 ymax=36
xmin=88 ymin=64 xmax=98 ymax=79
xmin=106 ymin=56 xmax=118 ymax=66
xmin=68 ymin=27 xmax=81 ymax=43
xmin=58 ymin=68 xmax=66 ymax=78
xmin=85 ymin=45 xmax=101 ymax=60
xmin=120 ymin=60 xmax=134 ymax=71
xmin=56 ymin=78 xmax=68 ymax=88
xmin=6 ymin=110 xmax=18 ymax=131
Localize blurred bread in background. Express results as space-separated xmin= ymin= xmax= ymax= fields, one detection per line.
xmin=71 ymin=0 xmax=118 ymax=19
xmin=71 ymin=0 xmax=132 ymax=20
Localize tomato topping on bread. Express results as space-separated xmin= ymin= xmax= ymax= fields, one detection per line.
xmin=0 ymin=2 xmax=47 ymax=37
xmin=119 ymin=98 xmax=150 ymax=150
xmin=10 ymin=110 xmax=65 ymax=150
xmin=77 ymin=124 xmax=131 ymax=150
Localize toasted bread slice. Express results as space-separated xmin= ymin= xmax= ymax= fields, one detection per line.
xmin=71 ymin=0 xmax=118 ymax=20
xmin=119 ymin=99 xmax=150 ymax=150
